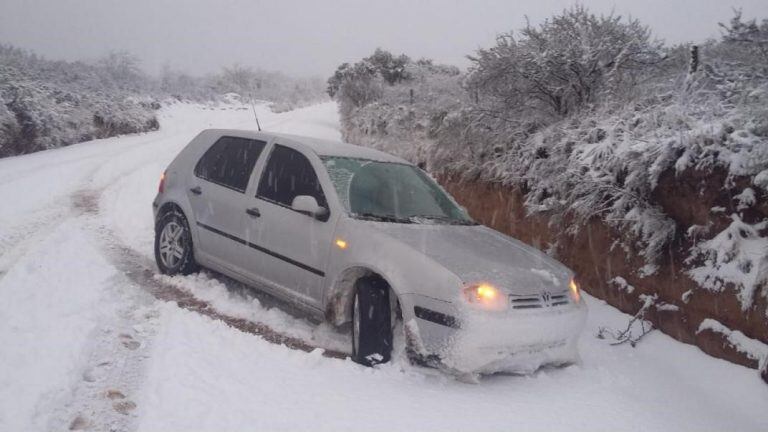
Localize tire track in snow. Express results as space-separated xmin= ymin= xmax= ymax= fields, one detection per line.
xmin=69 ymin=119 xmax=347 ymax=360
xmin=0 ymin=131 xmax=176 ymax=285
xmin=100 ymin=224 xmax=348 ymax=360
xmin=75 ymin=185 xmax=348 ymax=356
xmin=54 ymin=269 xmax=159 ymax=432
xmin=59 ymin=186 xmax=349 ymax=429
xmin=0 ymin=170 xmax=99 ymax=284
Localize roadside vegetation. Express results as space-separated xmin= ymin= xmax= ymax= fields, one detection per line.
xmin=0 ymin=46 xmax=327 ymax=157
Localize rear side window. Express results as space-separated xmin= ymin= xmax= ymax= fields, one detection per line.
xmin=257 ymin=145 xmax=327 ymax=208
xmin=194 ymin=136 xmax=266 ymax=192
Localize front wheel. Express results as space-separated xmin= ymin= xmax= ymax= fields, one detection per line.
xmin=351 ymin=277 xmax=393 ymax=366
xmin=154 ymin=209 xmax=199 ymax=275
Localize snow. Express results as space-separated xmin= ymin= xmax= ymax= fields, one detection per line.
xmin=697 ymin=319 xmax=768 ymax=363
xmin=133 ymin=297 xmax=768 ymax=432
xmin=156 ymin=272 xmax=350 ymax=353
xmin=531 ymin=268 xmax=561 ymax=286
xmin=0 ymin=101 xmax=767 ymax=431
xmin=609 ymin=276 xmax=635 ymax=294
xmin=682 ymin=289 xmax=694 ymax=303
xmin=735 ymin=187 xmax=756 ymax=210
xmin=755 ymin=169 xmax=768 ymax=191
xmin=0 ymin=220 xmax=117 ymax=431
xmin=655 ymin=303 xmax=680 ymax=312
xmin=687 ymin=214 xmax=768 ymax=310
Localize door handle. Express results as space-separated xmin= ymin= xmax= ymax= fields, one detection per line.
xmin=189 ymin=186 xmax=202 ymax=195
xmin=246 ymin=207 xmax=261 ymax=218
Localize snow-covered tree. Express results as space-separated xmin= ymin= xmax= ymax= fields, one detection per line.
xmin=97 ymin=50 xmax=147 ymax=91
xmin=720 ymin=9 xmax=768 ymax=61
xmin=467 ymin=6 xmax=664 ymax=121
xmin=327 ymin=48 xmax=412 ymax=99
xmin=365 ymin=48 xmax=411 ymax=85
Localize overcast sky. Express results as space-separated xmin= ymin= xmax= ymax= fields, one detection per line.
xmin=1 ymin=0 xmax=767 ymax=78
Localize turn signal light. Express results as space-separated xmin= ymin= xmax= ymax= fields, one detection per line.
xmin=335 ymin=238 xmax=348 ymax=250
xmin=158 ymin=171 xmax=166 ymax=194
xmin=569 ymin=278 xmax=582 ymax=303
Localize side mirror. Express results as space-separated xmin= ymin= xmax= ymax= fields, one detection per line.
xmin=291 ymin=195 xmax=328 ymax=220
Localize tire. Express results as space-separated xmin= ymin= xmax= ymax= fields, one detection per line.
xmin=351 ymin=276 xmax=393 ymax=366
xmin=154 ymin=208 xmax=199 ymax=275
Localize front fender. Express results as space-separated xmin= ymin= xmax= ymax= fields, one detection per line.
xmin=323 ymin=218 xmax=463 ymax=324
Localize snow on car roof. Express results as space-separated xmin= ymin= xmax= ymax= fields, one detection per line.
xmin=204 ymin=129 xmax=411 ymax=164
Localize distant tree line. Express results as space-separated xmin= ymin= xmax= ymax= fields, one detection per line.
xmin=0 ymin=46 xmax=327 ymax=157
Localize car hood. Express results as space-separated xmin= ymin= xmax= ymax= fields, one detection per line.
xmin=369 ymin=223 xmax=572 ymax=295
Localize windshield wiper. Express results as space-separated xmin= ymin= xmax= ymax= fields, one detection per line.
xmin=409 ymin=215 xmax=479 ymax=226
xmin=353 ymin=212 xmax=413 ymax=224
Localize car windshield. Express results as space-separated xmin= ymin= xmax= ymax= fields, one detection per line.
xmin=322 ymin=157 xmax=476 ymax=225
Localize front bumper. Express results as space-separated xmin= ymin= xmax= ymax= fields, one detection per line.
xmin=403 ymin=294 xmax=587 ymax=374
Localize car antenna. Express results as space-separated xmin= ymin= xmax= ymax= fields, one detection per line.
xmin=248 ymin=92 xmax=262 ymax=131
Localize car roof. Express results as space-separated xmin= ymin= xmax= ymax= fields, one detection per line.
xmin=203 ymin=129 xmax=411 ymax=164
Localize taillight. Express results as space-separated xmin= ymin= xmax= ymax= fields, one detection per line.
xmin=158 ymin=171 xmax=166 ymax=194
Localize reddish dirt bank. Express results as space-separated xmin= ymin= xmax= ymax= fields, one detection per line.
xmin=441 ymin=169 xmax=767 ymax=369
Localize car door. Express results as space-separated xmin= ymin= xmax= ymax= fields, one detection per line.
xmin=241 ymin=143 xmax=334 ymax=308
xmin=187 ymin=135 xmax=266 ymax=274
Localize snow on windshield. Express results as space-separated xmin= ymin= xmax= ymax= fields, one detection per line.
xmin=322 ymin=157 xmax=472 ymax=223
xmin=323 ymin=157 xmax=358 ymax=210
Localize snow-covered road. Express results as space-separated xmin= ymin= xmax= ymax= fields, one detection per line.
xmin=0 ymin=102 xmax=766 ymax=432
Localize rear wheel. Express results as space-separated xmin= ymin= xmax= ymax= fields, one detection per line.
xmin=351 ymin=276 xmax=393 ymax=366
xmin=154 ymin=209 xmax=199 ymax=275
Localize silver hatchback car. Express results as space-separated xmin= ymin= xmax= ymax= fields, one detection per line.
xmin=153 ymin=129 xmax=587 ymax=374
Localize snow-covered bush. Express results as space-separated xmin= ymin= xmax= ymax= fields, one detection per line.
xmin=0 ymin=45 xmax=161 ymax=156
xmin=687 ymin=215 xmax=768 ymax=311
xmin=0 ymin=43 xmax=328 ymax=157
xmin=339 ymin=58 xmax=467 ymax=163
xmin=0 ymin=93 xmax=20 ymax=156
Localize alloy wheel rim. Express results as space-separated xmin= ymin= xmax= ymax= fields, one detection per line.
xmin=159 ymin=221 xmax=185 ymax=268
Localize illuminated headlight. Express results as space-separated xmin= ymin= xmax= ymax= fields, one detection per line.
xmin=569 ymin=277 xmax=582 ymax=303
xmin=462 ymin=283 xmax=508 ymax=311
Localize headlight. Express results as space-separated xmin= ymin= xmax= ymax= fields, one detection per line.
xmin=569 ymin=277 xmax=582 ymax=303
xmin=462 ymin=283 xmax=508 ymax=311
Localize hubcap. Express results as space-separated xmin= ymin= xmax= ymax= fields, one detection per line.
xmin=352 ymin=294 xmax=361 ymax=356
xmin=159 ymin=220 xmax=185 ymax=268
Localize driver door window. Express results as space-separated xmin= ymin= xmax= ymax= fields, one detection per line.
xmin=256 ymin=144 xmax=327 ymax=209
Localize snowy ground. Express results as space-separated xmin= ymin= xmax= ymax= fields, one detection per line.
xmin=0 ymin=101 xmax=766 ymax=432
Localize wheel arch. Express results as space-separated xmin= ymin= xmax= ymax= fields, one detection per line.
xmin=155 ymin=199 xmax=202 ymax=258
xmin=155 ymin=201 xmax=188 ymax=229
xmin=325 ymin=266 xmax=401 ymax=326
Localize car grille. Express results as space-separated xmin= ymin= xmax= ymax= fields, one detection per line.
xmin=509 ymin=292 xmax=570 ymax=309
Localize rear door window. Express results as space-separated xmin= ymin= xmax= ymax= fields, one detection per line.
xmin=194 ymin=136 xmax=266 ymax=192
xmin=256 ymin=144 xmax=327 ymax=208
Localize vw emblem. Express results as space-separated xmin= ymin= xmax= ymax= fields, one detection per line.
xmin=541 ymin=291 xmax=552 ymax=306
